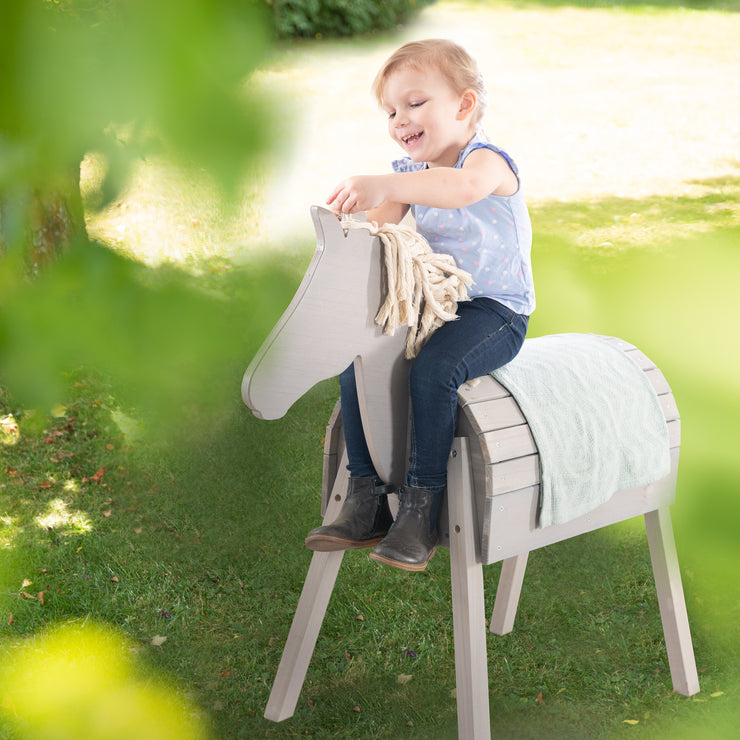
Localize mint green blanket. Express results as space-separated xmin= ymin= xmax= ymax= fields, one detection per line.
xmin=491 ymin=334 xmax=671 ymax=528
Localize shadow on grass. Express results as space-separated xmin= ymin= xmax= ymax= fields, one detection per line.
xmin=529 ymin=172 xmax=740 ymax=252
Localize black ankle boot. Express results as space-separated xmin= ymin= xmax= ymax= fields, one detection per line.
xmin=305 ymin=477 xmax=394 ymax=552
xmin=369 ymin=486 xmax=440 ymax=572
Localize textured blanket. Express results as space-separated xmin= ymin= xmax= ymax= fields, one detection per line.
xmin=491 ymin=334 xmax=672 ymax=528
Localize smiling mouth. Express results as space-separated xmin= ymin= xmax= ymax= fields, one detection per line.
xmin=402 ymin=132 xmax=423 ymax=146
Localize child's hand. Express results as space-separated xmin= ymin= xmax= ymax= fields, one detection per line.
xmin=327 ymin=175 xmax=387 ymax=214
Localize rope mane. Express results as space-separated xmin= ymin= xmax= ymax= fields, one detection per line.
xmin=345 ymin=219 xmax=473 ymax=359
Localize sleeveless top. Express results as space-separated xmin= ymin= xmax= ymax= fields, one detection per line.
xmin=392 ymin=133 xmax=535 ymax=315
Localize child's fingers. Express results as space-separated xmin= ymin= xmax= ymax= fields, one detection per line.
xmin=327 ymin=188 xmax=354 ymax=213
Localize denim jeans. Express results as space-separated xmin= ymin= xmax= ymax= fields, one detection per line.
xmin=339 ymin=297 xmax=529 ymax=492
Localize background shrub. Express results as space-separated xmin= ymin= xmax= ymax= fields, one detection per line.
xmin=268 ymin=0 xmax=436 ymax=39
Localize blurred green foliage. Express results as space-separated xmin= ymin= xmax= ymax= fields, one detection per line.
xmin=1 ymin=0 xmax=270 ymax=199
xmin=268 ymin=0 xmax=437 ymax=38
xmin=0 ymin=0 xmax=288 ymax=429
xmin=0 ymin=622 xmax=213 ymax=738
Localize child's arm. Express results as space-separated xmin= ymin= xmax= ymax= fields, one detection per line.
xmin=327 ymin=148 xmax=518 ymax=215
xmin=365 ymin=201 xmax=409 ymax=226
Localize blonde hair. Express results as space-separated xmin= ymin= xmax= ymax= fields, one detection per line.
xmin=371 ymin=39 xmax=488 ymax=129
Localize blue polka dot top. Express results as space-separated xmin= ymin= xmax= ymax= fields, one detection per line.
xmin=392 ymin=134 xmax=535 ymax=315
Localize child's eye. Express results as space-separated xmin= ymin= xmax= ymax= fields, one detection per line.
xmin=410 ymin=100 xmax=426 ymax=108
xmin=387 ymin=111 xmax=396 ymax=119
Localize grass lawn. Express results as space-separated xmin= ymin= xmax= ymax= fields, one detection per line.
xmin=2 ymin=1 xmax=739 ymax=738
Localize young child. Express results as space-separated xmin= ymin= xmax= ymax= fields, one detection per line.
xmin=305 ymin=39 xmax=535 ymax=571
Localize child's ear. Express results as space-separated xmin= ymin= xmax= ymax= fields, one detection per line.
xmin=457 ymin=90 xmax=477 ymax=121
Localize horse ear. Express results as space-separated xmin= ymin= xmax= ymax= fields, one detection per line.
xmin=311 ymin=205 xmax=344 ymax=246
xmin=311 ymin=206 xmax=367 ymax=245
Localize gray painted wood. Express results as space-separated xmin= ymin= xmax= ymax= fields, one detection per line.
xmin=253 ymin=211 xmax=699 ymax=736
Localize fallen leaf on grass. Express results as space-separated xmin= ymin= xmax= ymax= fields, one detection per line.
xmin=396 ymin=674 xmax=413 ymax=685
xmin=19 ymin=591 xmax=36 ymax=601
xmin=536 ymin=691 xmax=545 ymax=705
xmin=623 ymin=719 xmax=639 ymax=725
xmin=83 ymin=466 xmax=107 ymax=484
xmin=151 ymin=635 xmax=167 ymax=647
xmin=8 ymin=613 xmax=13 ymax=626
xmin=710 ymin=691 xmax=724 ymax=698
xmin=38 ymin=592 xmax=45 ymax=605
xmin=110 ymin=576 xmax=119 ymax=583
xmin=21 ymin=579 xmax=32 ymax=589
xmin=352 ymin=706 xmax=361 ymax=713
xmin=39 ymin=481 xmax=53 ymax=489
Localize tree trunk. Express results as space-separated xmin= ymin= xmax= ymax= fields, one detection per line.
xmin=0 ymin=163 xmax=88 ymax=274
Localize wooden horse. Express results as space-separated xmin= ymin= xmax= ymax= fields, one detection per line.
xmin=242 ymin=206 xmax=699 ymax=739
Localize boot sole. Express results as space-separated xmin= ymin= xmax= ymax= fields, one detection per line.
xmin=368 ymin=546 xmax=438 ymax=572
xmin=305 ymin=534 xmax=386 ymax=552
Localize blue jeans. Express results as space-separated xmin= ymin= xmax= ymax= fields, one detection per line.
xmin=339 ymin=297 xmax=529 ymax=492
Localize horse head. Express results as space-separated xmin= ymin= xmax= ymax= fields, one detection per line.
xmin=242 ymin=206 xmax=410 ymax=486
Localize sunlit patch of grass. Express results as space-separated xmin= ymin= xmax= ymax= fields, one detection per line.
xmin=0 ymin=414 xmax=20 ymax=446
xmin=0 ymin=516 xmax=17 ymax=549
xmin=530 ymin=173 xmax=740 ymax=254
xmin=81 ymin=153 xmax=268 ymax=269
xmin=35 ymin=498 xmax=93 ymax=535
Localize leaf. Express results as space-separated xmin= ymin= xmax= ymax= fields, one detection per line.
xmin=8 ymin=613 xmax=14 ymax=626
xmin=396 ymin=674 xmax=413 ymax=685
xmin=151 ymin=635 xmax=167 ymax=647
xmin=623 ymin=719 xmax=639 ymax=725
xmin=536 ymin=691 xmax=545 ymax=705
xmin=21 ymin=579 xmax=32 ymax=589
xmin=710 ymin=691 xmax=724 ymax=698
xmin=83 ymin=466 xmax=107 ymax=484
xmin=38 ymin=591 xmax=45 ymax=605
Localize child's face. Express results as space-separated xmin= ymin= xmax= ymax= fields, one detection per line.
xmin=380 ymin=65 xmax=474 ymax=168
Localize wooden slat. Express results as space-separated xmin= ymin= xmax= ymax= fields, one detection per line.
xmin=645 ymin=367 xmax=672 ymax=396
xmin=487 ymin=454 xmax=540 ymax=495
xmin=667 ymin=419 xmax=681 ymax=448
xmin=597 ymin=335 xmax=637 ymax=351
xmin=457 ymin=374 xmax=510 ymax=407
xmin=461 ymin=396 xmax=527 ymax=436
xmin=660 ymin=393 xmax=680 ymax=422
xmin=480 ymin=425 xmax=536 ymax=464
xmin=321 ymin=400 xmax=343 ymax=516
xmin=625 ymin=348 xmax=656 ymax=371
